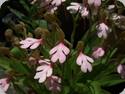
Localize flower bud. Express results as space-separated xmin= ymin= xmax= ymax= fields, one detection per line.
xmin=4 ymin=29 xmax=13 ymax=41
xmin=76 ymin=41 xmax=84 ymax=51
xmin=34 ymin=27 xmax=49 ymax=38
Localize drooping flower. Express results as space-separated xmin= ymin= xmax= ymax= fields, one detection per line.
xmin=76 ymin=52 xmax=94 ymax=73
xmin=20 ymin=37 xmax=42 ymax=49
xmin=45 ymin=75 xmax=61 ymax=93
xmin=117 ymin=64 xmax=125 ymax=79
xmin=92 ymin=47 xmax=105 ymax=59
xmin=96 ymin=23 xmax=109 ymax=39
xmin=49 ymin=42 xmax=70 ymax=63
xmin=34 ymin=59 xmax=53 ymax=83
xmin=88 ymin=0 xmax=101 ymax=7
xmin=0 ymin=78 xmax=10 ymax=92
xmin=67 ymin=2 xmax=89 ymax=17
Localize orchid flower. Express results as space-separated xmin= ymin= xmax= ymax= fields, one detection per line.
xmin=0 ymin=78 xmax=10 ymax=92
xmin=20 ymin=37 xmax=42 ymax=49
xmin=117 ymin=64 xmax=125 ymax=79
xmin=92 ymin=47 xmax=105 ymax=59
xmin=76 ymin=52 xmax=94 ymax=73
xmin=96 ymin=23 xmax=109 ymax=39
xmin=49 ymin=42 xmax=70 ymax=63
xmin=34 ymin=59 xmax=53 ymax=83
xmin=45 ymin=75 xmax=61 ymax=93
xmin=51 ymin=0 xmax=65 ymax=6
xmin=67 ymin=2 xmax=89 ymax=17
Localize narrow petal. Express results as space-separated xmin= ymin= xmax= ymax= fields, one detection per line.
xmin=20 ymin=44 xmax=31 ymax=49
xmin=51 ymin=53 xmax=58 ymax=63
xmin=3 ymin=84 xmax=9 ymax=92
xmin=76 ymin=55 xmax=82 ymax=66
xmin=49 ymin=46 xmax=58 ymax=55
xmin=62 ymin=45 xmax=70 ymax=55
xmin=86 ymin=62 xmax=92 ymax=72
xmin=30 ymin=42 xmax=41 ymax=49
xmin=59 ymin=52 xmax=66 ymax=63
xmin=36 ymin=65 xmax=48 ymax=71
xmin=39 ymin=73 xmax=46 ymax=83
xmin=85 ymin=56 xmax=94 ymax=63
xmin=117 ymin=64 xmax=122 ymax=74
xmin=34 ymin=72 xmax=41 ymax=79
xmin=46 ymin=68 xmax=53 ymax=77
xmin=81 ymin=63 xmax=87 ymax=73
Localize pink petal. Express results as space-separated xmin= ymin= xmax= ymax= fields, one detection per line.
xmin=49 ymin=46 xmax=58 ymax=55
xmin=34 ymin=72 xmax=41 ymax=79
xmin=59 ymin=52 xmax=66 ymax=63
xmin=62 ymin=45 xmax=70 ymax=55
xmin=36 ymin=65 xmax=48 ymax=71
xmin=39 ymin=73 xmax=46 ymax=83
xmin=81 ymin=62 xmax=87 ymax=73
xmin=85 ymin=56 xmax=94 ymax=63
xmin=117 ymin=64 xmax=122 ymax=74
xmin=3 ymin=83 xmax=9 ymax=92
xmin=86 ymin=62 xmax=92 ymax=72
xmin=38 ymin=60 xmax=50 ymax=64
xmin=30 ymin=42 xmax=41 ymax=49
xmin=46 ymin=68 xmax=53 ymax=77
xmin=20 ymin=44 xmax=31 ymax=49
xmin=76 ymin=55 xmax=82 ymax=66
xmin=51 ymin=53 xmax=58 ymax=63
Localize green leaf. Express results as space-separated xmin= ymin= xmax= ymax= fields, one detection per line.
xmin=0 ymin=56 xmax=11 ymax=70
xmin=10 ymin=60 xmax=30 ymax=75
xmin=61 ymin=86 xmax=70 ymax=94
xmin=75 ymin=83 xmax=91 ymax=94
xmin=10 ymin=47 xmax=26 ymax=59
xmin=98 ymin=74 xmax=125 ymax=87
xmin=35 ymin=20 xmax=48 ymax=29
xmin=8 ymin=7 xmax=25 ymax=19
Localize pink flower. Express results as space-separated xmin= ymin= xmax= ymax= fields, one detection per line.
xmin=76 ymin=52 xmax=94 ymax=73
xmin=0 ymin=78 xmax=10 ymax=92
xmin=88 ymin=0 xmax=101 ymax=7
xmin=67 ymin=2 xmax=89 ymax=17
xmin=92 ymin=47 xmax=105 ymax=59
xmin=117 ymin=64 xmax=125 ymax=79
xmin=96 ymin=23 xmax=109 ymax=39
xmin=49 ymin=42 xmax=70 ymax=63
xmin=51 ymin=0 xmax=65 ymax=6
xmin=34 ymin=59 xmax=53 ymax=83
xmin=20 ymin=38 xmax=42 ymax=49
xmin=45 ymin=75 xmax=61 ymax=93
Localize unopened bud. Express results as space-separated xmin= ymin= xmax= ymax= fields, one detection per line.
xmin=76 ymin=41 xmax=84 ymax=51
xmin=4 ymin=29 xmax=13 ymax=40
xmin=34 ymin=27 xmax=49 ymax=38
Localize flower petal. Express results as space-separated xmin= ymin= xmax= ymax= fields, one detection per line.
xmin=39 ymin=73 xmax=46 ymax=83
xmin=59 ymin=52 xmax=66 ymax=63
xmin=30 ymin=42 xmax=41 ymax=49
xmin=51 ymin=53 xmax=58 ymax=63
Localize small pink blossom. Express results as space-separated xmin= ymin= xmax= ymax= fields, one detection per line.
xmin=67 ymin=2 xmax=89 ymax=17
xmin=88 ymin=0 xmax=101 ymax=7
xmin=49 ymin=42 xmax=70 ymax=63
xmin=96 ymin=23 xmax=109 ymax=39
xmin=0 ymin=78 xmax=10 ymax=92
xmin=51 ymin=0 xmax=65 ymax=6
xmin=34 ymin=59 xmax=53 ymax=83
xmin=20 ymin=38 xmax=42 ymax=49
xmin=45 ymin=75 xmax=61 ymax=93
xmin=76 ymin=52 xmax=94 ymax=73
xmin=92 ymin=47 xmax=105 ymax=59
xmin=117 ymin=64 xmax=125 ymax=79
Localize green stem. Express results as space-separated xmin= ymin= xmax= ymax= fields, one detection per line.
xmin=71 ymin=13 xmax=79 ymax=44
